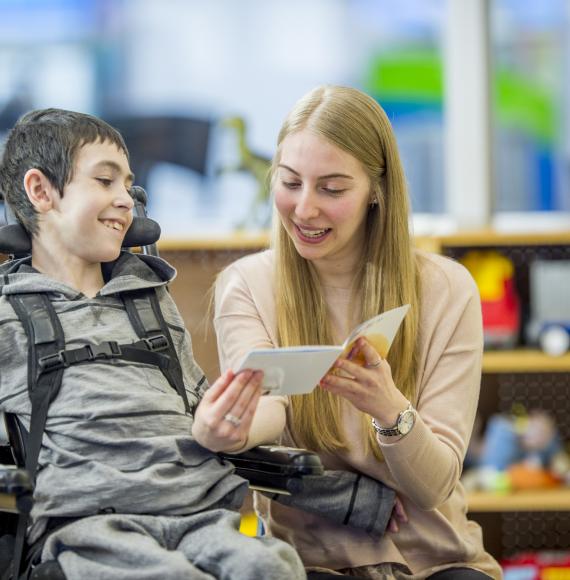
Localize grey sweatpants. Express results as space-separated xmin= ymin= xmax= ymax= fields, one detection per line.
xmin=41 ymin=509 xmax=306 ymax=580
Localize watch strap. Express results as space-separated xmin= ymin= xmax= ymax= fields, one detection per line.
xmin=371 ymin=402 xmax=413 ymax=437
xmin=371 ymin=418 xmax=400 ymax=436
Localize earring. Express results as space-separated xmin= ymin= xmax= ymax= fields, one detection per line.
xmin=369 ymin=199 xmax=378 ymax=208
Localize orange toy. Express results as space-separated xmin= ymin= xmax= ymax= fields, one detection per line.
xmin=507 ymin=463 xmax=562 ymax=491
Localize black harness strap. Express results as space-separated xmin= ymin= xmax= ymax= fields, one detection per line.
xmin=122 ymin=290 xmax=190 ymax=413
xmin=7 ymin=293 xmax=66 ymax=580
xmin=38 ymin=337 xmax=171 ymax=373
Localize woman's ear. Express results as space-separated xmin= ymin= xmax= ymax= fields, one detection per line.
xmin=369 ymin=183 xmax=382 ymax=208
xmin=23 ymin=169 xmax=57 ymax=213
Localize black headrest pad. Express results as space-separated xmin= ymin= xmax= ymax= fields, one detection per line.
xmin=0 ymin=216 xmax=161 ymax=256
xmin=0 ymin=223 xmax=32 ymax=255
xmin=123 ymin=216 xmax=161 ymax=248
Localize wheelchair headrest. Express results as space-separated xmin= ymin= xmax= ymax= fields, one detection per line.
xmin=0 ymin=186 xmax=161 ymax=256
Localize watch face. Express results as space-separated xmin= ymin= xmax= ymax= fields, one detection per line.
xmin=398 ymin=409 xmax=415 ymax=435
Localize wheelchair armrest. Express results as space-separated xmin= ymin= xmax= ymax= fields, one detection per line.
xmin=0 ymin=465 xmax=33 ymax=514
xmin=220 ymin=445 xmax=323 ymax=495
xmin=1 ymin=412 xmax=27 ymax=467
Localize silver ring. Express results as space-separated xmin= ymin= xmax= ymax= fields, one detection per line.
xmin=366 ymin=360 xmax=382 ymax=368
xmin=224 ymin=413 xmax=242 ymax=427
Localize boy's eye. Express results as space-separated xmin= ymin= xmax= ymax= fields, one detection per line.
xmin=96 ymin=177 xmax=113 ymax=187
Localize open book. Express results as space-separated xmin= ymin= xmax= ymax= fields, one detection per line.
xmin=236 ymin=304 xmax=409 ymax=396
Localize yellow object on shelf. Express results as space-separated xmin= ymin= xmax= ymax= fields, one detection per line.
xmin=460 ymin=250 xmax=515 ymax=301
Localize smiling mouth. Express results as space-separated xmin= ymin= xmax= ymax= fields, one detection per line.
xmin=295 ymin=224 xmax=331 ymax=240
xmin=100 ymin=219 xmax=125 ymax=232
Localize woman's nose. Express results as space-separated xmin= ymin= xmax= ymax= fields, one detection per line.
xmin=294 ymin=189 xmax=319 ymax=220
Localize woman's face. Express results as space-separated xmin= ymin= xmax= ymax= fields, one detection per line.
xmin=274 ymin=129 xmax=373 ymax=271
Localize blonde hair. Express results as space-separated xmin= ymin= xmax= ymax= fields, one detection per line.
xmin=271 ymin=85 xmax=421 ymax=459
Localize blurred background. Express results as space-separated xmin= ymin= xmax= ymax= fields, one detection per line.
xmin=1 ymin=0 xmax=569 ymax=237
xmin=2 ymin=0 xmax=570 ymax=571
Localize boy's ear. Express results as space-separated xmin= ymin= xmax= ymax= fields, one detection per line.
xmin=23 ymin=169 xmax=59 ymax=213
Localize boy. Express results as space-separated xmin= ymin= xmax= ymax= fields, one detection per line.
xmin=0 ymin=109 xmax=305 ymax=580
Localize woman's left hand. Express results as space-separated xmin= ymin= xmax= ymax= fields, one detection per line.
xmin=192 ymin=369 xmax=264 ymax=453
xmin=319 ymin=337 xmax=408 ymax=423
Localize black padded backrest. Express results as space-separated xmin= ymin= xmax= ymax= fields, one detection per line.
xmin=0 ymin=224 xmax=31 ymax=257
xmin=0 ymin=186 xmax=160 ymax=257
xmin=0 ymin=201 xmax=31 ymax=256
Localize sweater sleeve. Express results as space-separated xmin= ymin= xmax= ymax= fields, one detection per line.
xmin=214 ymin=257 xmax=288 ymax=449
xmin=378 ymin=259 xmax=483 ymax=510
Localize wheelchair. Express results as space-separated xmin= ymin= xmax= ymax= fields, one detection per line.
xmin=0 ymin=187 xmax=326 ymax=580
xmin=0 ymin=418 xmax=324 ymax=580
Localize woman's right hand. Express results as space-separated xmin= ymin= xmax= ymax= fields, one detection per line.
xmin=388 ymin=496 xmax=408 ymax=533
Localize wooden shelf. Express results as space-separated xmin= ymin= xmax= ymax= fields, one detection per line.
xmin=468 ymin=488 xmax=570 ymax=512
xmin=158 ymin=234 xmax=270 ymax=251
xmin=482 ymin=350 xmax=570 ymax=373
xmin=155 ymin=229 xmax=570 ymax=253
xmin=434 ymin=230 xmax=570 ymax=248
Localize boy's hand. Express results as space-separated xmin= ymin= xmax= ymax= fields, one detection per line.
xmin=192 ymin=369 xmax=264 ymax=453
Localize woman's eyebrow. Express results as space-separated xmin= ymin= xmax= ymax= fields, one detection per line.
xmin=278 ymin=163 xmax=353 ymax=180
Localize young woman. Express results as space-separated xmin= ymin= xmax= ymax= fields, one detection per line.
xmin=214 ymin=85 xmax=501 ymax=580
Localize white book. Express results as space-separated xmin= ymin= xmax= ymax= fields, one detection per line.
xmin=236 ymin=304 xmax=410 ymax=396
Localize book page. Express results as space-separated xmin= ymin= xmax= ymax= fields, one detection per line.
xmin=341 ymin=304 xmax=410 ymax=362
xmin=236 ymin=346 xmax=343 ymax=396
xmin=235 ymin=305 xmax=409 ymax=396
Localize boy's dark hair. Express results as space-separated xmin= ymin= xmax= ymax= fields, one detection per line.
xmin=0 ymin=108 xmax=129 ymax=235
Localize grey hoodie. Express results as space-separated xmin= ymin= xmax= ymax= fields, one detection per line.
xmin=0 ymin=252 xmax=246 ymax=541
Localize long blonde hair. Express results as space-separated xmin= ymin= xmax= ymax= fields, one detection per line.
xmin=272 ymin=86 xmax=421 ymax=459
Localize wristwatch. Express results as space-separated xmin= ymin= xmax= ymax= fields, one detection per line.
xmin=372 ymin=403 xmax=416 ymax=437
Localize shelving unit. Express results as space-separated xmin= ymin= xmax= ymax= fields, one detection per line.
xmin=156 ymin=230 xmax=570 ymax=559
xmin=433 ymin=230 xmax=570 ymax=559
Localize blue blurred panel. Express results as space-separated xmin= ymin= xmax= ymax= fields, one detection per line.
xmin=536 ymin=147 xmax=554 ymax=211
xmin=378 ymin=100 xmax=442 ymax=121
xmin=0 ymin=0 xmax=97 ymax=42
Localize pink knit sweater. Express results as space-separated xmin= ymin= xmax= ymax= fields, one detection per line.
xmin=214 ymin=249 xmax=501 ymax=579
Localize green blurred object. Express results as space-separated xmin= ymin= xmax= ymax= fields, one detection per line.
xmin=490 ymin=470 xmax=511 ymax=494
xmin=367 ymin=50 xmax=443 ymax=103
xmin=365 ymin=48 xmax=556 ymax=143
xmin=495 ymin=70 xmax=555 ymax=144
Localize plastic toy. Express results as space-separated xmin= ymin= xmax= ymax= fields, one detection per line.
xmin=526 ymin=260 xmax=570 ymax=356
xmin=460 ymin=250 xmax=521 ymax=348
xmin=462 ymin=406 xmax=569 ymax=492
xmin=217 ymin=116 xmax=272 ymax=229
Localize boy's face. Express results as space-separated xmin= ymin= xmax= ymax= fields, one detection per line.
xmin=44 ymin=140 xmax=134 ymax=265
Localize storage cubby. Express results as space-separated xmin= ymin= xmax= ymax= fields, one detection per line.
xmin=418 ymin=231 xmax=570 ymax=561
